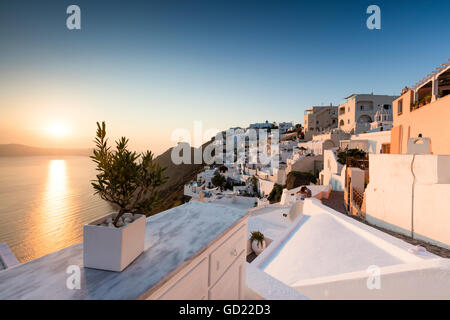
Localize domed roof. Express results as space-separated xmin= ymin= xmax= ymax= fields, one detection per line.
xmin=374 ymin=108 xmax=391 ymax=122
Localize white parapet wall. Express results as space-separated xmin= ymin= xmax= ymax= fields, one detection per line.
xmin=320 ymin=149 xmax=345 ymax=191
xmin=365 ymin=154 xmax=450 ymax=249
xmin=0 ymin=243 xmax=19 ymax=269
xmin=258 ymin=178 xmax=275 ymax=197
xmin=350 ymin=130 xmax=391 ymax=154
xmin=329 ymin=166 xmax=346 ymax=191
xmin=280 ymin=185 xmax=331 ymax=206
xmin=246 ymin=263 xmax=308 ymax=300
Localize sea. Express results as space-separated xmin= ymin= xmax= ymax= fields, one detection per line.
xmin=0 ymin=156 xmax=113 ymax=262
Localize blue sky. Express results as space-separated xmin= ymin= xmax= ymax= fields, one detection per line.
xmin=1 ymin=0 xmax=449 ymax=154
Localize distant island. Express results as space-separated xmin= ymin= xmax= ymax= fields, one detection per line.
xmin=0 ymin=144 xmax=92 ymax=157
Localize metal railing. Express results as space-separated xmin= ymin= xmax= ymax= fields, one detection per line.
xmin=352 ymin=187 xmax=364 ymax=210
xmin=346 ymin=157 xmax=369 ymax=170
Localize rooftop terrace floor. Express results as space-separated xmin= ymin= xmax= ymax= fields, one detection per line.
xmin=259 ymin=212 xmax=405 ymax=285
xmin=248 ymin=206 xmax=291 ymax=240
xmin=249 ymin=199 xmax=450 ymax=299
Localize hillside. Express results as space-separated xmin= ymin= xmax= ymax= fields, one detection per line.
xmin=0 ymin=144 xmax=91 ymax=157
xmin=149 ymin=141 xmax=213 ymax=215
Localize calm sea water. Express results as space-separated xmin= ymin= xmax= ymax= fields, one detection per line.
xmin=0 ymin=156 xmax=113 ymax=262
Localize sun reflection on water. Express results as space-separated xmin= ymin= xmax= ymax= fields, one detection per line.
xmin=0 ymin=156 xmax=115 ymax=263
xmin=26 ymin=159 xmax=74 ymax=258
xmin=48 ymin=160 xmax=67 ymax=196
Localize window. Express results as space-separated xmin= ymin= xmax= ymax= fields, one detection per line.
xmin=381 ymin=143 xmax=391 ymax=154
xmin=383 ymin=104 xmax=391 ymax=110
xmin=398 ymin=99 xmax=403 ymax=115
xmin=347 ymin=119 xmax=350 ymax=124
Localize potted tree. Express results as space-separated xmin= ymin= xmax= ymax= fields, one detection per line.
xmin=419 ymin=98 xmax=425 ymax=108
xmin=83 ymin=122 xmax=167 ymax=272
xmin=250 ymin=231 xmax=266 ymax=255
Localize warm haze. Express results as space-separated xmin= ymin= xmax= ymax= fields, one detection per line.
xmin=1 ymin=0 xmax=450 ymax=155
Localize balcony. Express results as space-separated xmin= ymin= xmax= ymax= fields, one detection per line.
xmin=346 ymin=156 xmax=369 ymax=170
xmin=411 ymin=63 xmax=450 ymax=112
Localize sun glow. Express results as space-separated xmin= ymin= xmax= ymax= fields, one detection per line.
xmin=46 ymin=123 xmax=69 ymax=137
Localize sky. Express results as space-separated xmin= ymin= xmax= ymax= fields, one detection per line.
xmin=0 ymin=0 xmax=449 ymax=155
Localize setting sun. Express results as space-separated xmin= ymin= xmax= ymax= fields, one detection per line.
xmin=46 ymin=123 xmax=69 ymax=137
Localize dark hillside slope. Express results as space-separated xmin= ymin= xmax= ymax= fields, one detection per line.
xmin=150 ymin=140 xmax=213 ymax=215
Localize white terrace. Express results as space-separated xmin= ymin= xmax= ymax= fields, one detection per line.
xmin=1 ymin=189 xmax=449 ymax=300
xmin=246 ymin=197 xmax=450 ymax=299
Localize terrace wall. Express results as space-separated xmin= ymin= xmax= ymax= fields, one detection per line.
xmin=350 ymin=131 xmax=391 ymax=154
xmin=258 ymin=179 xmax=275 ymax=197
xmin=365 ymin=154 xmax=450 ymax=249
xmin=319 ymin=150 xmax=345 ymax=191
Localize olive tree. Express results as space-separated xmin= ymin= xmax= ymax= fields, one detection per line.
xmin=91 ymin=122 xmax=167 ymax=227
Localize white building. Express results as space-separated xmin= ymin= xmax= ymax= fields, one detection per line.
xmin=319 ymin=149 xmax=346 ymax=191
xmin=298 ymin=130 xmax=350 ymax=156
xmin=340 ymin=130 xmax=392 ymax=154
xmin=338 ymin=94 xmax=397 ymax=134
xmin=370 ymin=108 xmax=393 ymax=131
xmin=196 ymin=166 xmax=216 ymax=187
xmin=249 ymin=120 xmax=274 ymax=130
xmin=278 ymin=122 xmax=294 ymax=133
xmin=304 ymin=105 xmax=338 ymax=139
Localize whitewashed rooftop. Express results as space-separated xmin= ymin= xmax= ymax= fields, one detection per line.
xmin=249 ymin=198 xmax=450 ymax=299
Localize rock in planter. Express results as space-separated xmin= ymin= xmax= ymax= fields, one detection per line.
xmin=124 ymin=217 xmax=133 ymax=224
xmin=84 ymin=213 xmax=146 ymax=272
xmin=251 ymin=240 xmax=266 ymax=256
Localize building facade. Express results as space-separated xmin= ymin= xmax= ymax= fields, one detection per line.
xmin=390 ymin=62 xmax=450 ymax=155
xmin=278 ymin=122 xmax=294 ymax=133
xmin=303 ymin=105 xmax=338 ymax=139
xmin=249 ymin=120 xmax=274 ymax=130
xmin=338 ymin=94 xmax=396 ymax=134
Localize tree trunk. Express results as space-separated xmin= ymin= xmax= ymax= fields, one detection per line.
xmin=113 ymin=208 xmax=125 ymax=227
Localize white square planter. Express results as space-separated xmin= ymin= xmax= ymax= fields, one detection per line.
xmin=83 ymin=213 xmax=146 ymax=272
